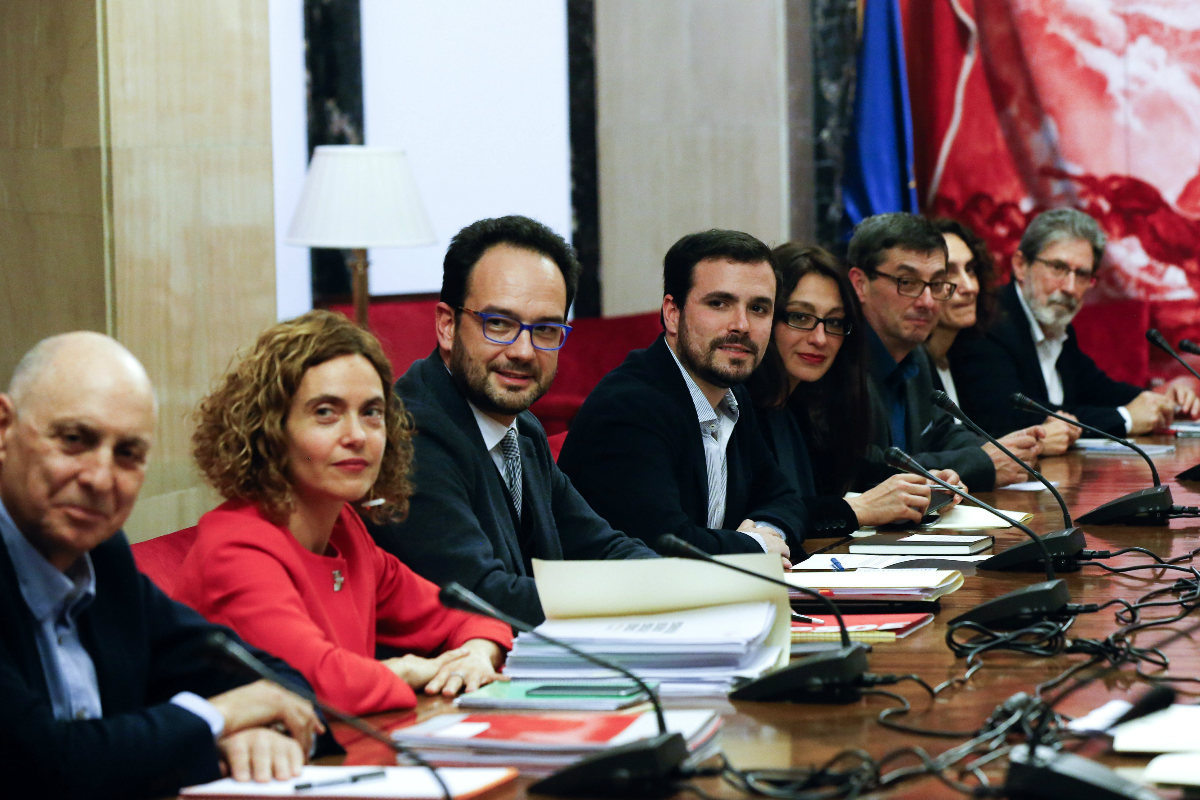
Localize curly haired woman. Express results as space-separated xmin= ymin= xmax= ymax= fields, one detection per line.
xmin=175 ymin=310 xmax=510 ymax=715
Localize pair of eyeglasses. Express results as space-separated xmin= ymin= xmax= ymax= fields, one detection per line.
xmin=872 ymin=270 xmax=957 ymax=300
xmin=779 ymin=311 xmax=852 ymax=337
xmin=1033 ymin=257 xmax=1095 ymax=284
xmin=459 ymin=307 xmax=572 ymax=351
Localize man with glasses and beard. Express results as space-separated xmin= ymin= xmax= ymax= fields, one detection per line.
xmin=951 ymin=208 xmax=1200 ymax=438
xmin=849 ymin=213 xmax=1045 ymax=490
xmin=559 ymin=229 xmax=808 ymax=564
xmin=367 ymin=216 xmax=656 ymax=626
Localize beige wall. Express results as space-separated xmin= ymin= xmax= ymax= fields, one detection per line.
xmin=594 ymin=0 xmax=813 ymax=316
xmin=0 ymin=0 xmax=277 ymax=541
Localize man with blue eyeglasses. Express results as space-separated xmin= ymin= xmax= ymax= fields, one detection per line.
xmin=367 ymin=215 xmax=656 ymax=625
xmin=952 ymin=207 xmax=1200 ymax=438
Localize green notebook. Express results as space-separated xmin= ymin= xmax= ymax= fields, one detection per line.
xmin=453 ymin=680 xmax=655 ymax=711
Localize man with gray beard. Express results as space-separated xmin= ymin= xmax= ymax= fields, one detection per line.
xmin=951 ymin=208 xmax=1200 ymax=437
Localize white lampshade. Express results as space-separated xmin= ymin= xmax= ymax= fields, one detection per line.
xmin=286 ymin=145 xmax=435 ymax=248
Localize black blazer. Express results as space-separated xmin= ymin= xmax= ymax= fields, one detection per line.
xmin=756 ymin=405 xmax=860 ymax=538
xmin=368 ymin=351 xmax=657 ymax=626
xmin=860 ymin=341 xmax=995 ymax=490
xmin=949 ymin=283 xmax=1141 ymax=437
xmin=0 ymin=531 xmax=315 ymax=800
xmin=558 ymin=336 xmax=810 ymax=553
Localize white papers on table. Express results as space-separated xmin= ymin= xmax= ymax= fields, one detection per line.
xmin=793 ymin=553 xmax=990 ymax=570
xmin=1075 ymin=438 xmax=1175 ymax=455
xmin=181 ymin=766 xmax=517 ymax=798
xmin=1000 ymin=480 xmax=1059 ymax=492
xmin=522 ymin=554 xmax=790 ymax=692
xmin=1111 ymin=705 xmax=1200 ymax=753
xmin=784 ymin=568 xmax=964 ymax=602
xmin=925 ymin=504 xmax=1032 ymax=530
xmin=1143 ymin=753 xmax=1200 ymax=787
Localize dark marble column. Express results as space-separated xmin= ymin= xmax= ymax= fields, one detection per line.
xmin=567 ymin=0 xmax=600 ymax=318
xmin=304 ymin=0 xmax=364 ymax=302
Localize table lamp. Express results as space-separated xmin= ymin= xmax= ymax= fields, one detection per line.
xmin=286 ymin=145 xmax=435 ymax=327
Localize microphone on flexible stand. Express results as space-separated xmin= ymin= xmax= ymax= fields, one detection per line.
xmin=205 ymin=631 xmax=452 ymax=800
xmin=929 ymin=390 xmax=1086 ymax=573
xmin=1011 ymin=393 xmax=1176 ymax=525
xmin=652 ymin=534 xmax=870 ymax=703
xmin=437 ymin=583 xmax=687 ymax=797
xmin=1178 ymin=339 xmax=1200 ymax=357
xmin=1145 ymin=330 xmax=1200 ymax=482
xmin=883 ymin=448 xmax=1072 ymax=630
xmin=1003 ymin=614 xmax=1198 ymax=800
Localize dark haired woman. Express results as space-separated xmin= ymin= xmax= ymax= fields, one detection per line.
xmin=929 ymin=218 xmax=1078 ymax=455
xmin=750 ymin=244 xmax=959 ymax=535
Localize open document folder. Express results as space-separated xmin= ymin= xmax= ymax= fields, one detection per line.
xmin=497 ymin=553 xmax=790 ymax=694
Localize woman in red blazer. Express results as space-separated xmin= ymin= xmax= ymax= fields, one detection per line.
xmin=175 ymin=310 xmax=511 ymax=715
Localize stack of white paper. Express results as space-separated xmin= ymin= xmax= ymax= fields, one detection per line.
xmin=517 ymin=554 xmax=792 ymax=695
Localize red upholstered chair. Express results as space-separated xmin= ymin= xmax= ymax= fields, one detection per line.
xmin=547 ymin=431 xmax=568 ymax=462
xmin=130 ymin=526 xmax=199 ymax=597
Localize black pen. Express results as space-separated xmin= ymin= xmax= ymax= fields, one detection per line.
xmin=294 ymin=769 xmax=387 ymax=791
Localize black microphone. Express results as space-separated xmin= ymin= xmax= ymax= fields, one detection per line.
xmin=205 ymin=631 xmax=451 ymax=800
xmin=1147 ymin=329 xmax=1200 ymax=386
xmin=438 ymin=583 xmax=687 ymax=797
xmin=653 ymin=534 xmax=870 ymax=703
xmin=931 ymin=390 xmax=1074 ymax=526
xmin=1145 ymin=330 xmax=1200 ymax=482
xmin=884 ymin=448 xmax=1072 ymax=630
xmin=929 ymin=390 xmax=1086 ymax=573
xmin=1011 ymin=392 xmax=1173 ymax=525
xmin=1005 ymin=633 xmax=1188 ymax=800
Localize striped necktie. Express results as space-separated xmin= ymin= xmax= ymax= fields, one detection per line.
xmin=500 ymin=427 xmax=522 ymax=520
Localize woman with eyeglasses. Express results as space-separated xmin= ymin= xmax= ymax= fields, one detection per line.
xmin=750 ymin=244 xmax=959 ymax=534
xmin=175 ymin=311 xmax=511 ymax=715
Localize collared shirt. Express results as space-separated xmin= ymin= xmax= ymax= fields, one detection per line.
xmin=866 ymin=328 xmax=920 ymax=451
xmin=1014 ymin=285 xmax=1131 ymax=433
xmin=665 ymin=344 xmax=774 ymax=552
xmin=0 ymin=497 xmax=102 ymax=723
xmin=0 ymin=498 xmax=224 ymax=738
xmin=469 ymin=402 xmax=521 ymax=477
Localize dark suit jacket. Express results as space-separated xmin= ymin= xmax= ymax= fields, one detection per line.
xmin=861 ymin=336 xmax=995 ymax=490
xmin=0 ymin=531 xmax=315 ymax=800
xmin=756 ymin=405 xmax=859 ymax=538
xmin=368 ymin=351 xmax=657 ymax=626
xmin=558 ymin=336 xmax=810 ymax=553
xmin=949 ymin=283 xmax=1142 ymax=437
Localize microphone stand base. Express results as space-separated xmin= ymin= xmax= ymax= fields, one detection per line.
xmin=528 ymin=732 xmax=688 ymax=797
xmin=728 ymin=643 xmax=870 ymax=704
xmin=979 ymin=528 xmax=1085 ymax=573
xmin=1077 ymin=485 xmax=1171 ymax=526
xmin=1005 ymin=744 xmax=1160 ymax=800
xmin=948 ymin=579 xmax=1071 ymax=630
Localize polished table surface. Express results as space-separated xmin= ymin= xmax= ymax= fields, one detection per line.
xmin=332 ymin=437 xmax=1200 ymax=798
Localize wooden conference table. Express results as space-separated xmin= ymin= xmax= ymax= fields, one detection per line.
xmin=331 ymin=437 xmax=1200 ymax=799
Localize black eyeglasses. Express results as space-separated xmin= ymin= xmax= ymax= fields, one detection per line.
xmin=1032 ymin=257 xmax=1096 ymax=284
xmin=779 ymin=311 xmax=852 ymax=336
xmin=458 ymin=307 xmax=572 ymax=351
xmin=872 ymin=270 xmax=957 ymax=300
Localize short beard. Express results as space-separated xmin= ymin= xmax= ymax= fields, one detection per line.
xmin=1023 ymin=282 xmax=1079 ymax=337
xmin=448 ymin=332 xmax=554 ymax=417
xmin=677 ymin=325 xmax=760 ymax=390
